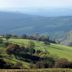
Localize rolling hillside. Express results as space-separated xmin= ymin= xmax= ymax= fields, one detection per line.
xmin=0 ymin=36 xmax=72 ymax=70
xmin=9 ymin=38 xmax=72 ymax=61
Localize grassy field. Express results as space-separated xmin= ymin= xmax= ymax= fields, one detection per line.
xmin=0 ymin=38 xmax=72 ymax=71
xmin=0 ymin=68 xmax=72 ymax=72
xmin=9 ymin=38 xmax=72 ymax=61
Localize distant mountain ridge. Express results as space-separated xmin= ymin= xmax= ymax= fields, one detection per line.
xmin=18 ymin=8 xmax=72 ymax=17
xmin=0 ymin=12 xmax=72 ymax=41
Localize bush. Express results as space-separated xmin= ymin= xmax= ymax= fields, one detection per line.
xmin=6 ymin=43 xmax=32 ymax=55
xmin=6 ymin=44 xmax=20 ymax=55
xmin=26 ymin=41 xmax=35 ymax=49
xmin=35 ymin=57 xmax=55 ymax=68
xmin=4 ymin=42 xmax=10 ymax=47
xmin=7 ymin=44 xmax=19 ymax=49
xmin=0 ymin=59 xmax=13 ymax=69
xmin=26 ymin=41 xmax=35 ymax=55
xmin=44 ymin=41 xmax=50 ymax=45
xmin=36 ymin=50 xmax=42 ymax=55
xmin=35 ymin=61 xmax=45 ymax=68
xmin=54 ymin=58 xmax=72 ymax=68
xmin=4 ymin=34 xmax=11 ymax=40
xmin=0 ymin=38 xmax=3 ymax=44
xmin=13 ymin=62 xmax=23 ymax=69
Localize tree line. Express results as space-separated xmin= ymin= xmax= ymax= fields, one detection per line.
xmin=2 ymin=33 xmax=56 ymax=44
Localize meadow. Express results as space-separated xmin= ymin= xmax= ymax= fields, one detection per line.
xmin=9 ymin=38 xmax=72 ymax=61
xmin=0 ymin=37 xmax=72 ymax=71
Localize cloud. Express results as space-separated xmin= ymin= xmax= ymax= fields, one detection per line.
xmin=0 ymin=0 xmax=72 ymax=9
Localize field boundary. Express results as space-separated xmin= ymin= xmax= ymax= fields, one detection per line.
xmin=0 ymin=68 xmax=72 ymax=72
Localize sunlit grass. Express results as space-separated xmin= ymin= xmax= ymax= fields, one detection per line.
xmin=9 ymin=38 xmax=72 ymax=61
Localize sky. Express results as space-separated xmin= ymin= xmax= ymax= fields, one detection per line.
xmin=0 ymin=0 xmax=72 ymax=12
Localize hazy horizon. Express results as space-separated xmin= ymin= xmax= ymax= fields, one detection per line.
xmin=0 ymin=0 xmax=72 ymax=12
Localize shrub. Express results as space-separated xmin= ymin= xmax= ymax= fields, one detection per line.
xmin=26 ymin=41 xmax=35 ymax=55
xmin=36 ymin=50 xmax=42 ymax=55
xmin=4 ymin=34 xmax=11 ymax=41
xmin=54 ymin=58 xmax=72 ymax=68
xmin=13 ymin=62 xmax=23 ymax=69
xmin=4 ymin=42 xmax=10 ymax=47
xmin=44 ymin=41 xmax=50 ymax=45
xmin=6 ymin=44 xmax=20 ymax=55
xmin=35 ymin=61 xmax=44 ymax=68
xmin=0 ymin=38 xmax=3 ymax=44
xmin=7 ymin=44 xmax=19 ymax=49
xmin=35 ymin=57 xmax=55 ymax=68
xmin=6 ymin=44 xmax=30 ymax=55
xmin=26 ymin=41 xmax=35 ymax=49
xmin=0 ymin=59 xmax=13 ymax=69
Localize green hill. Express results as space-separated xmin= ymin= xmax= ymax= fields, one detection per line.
xmin=0 ymin=38 xmax=72 ymax=69
xmin=9 ymin=38 xmax=72 ymax=61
